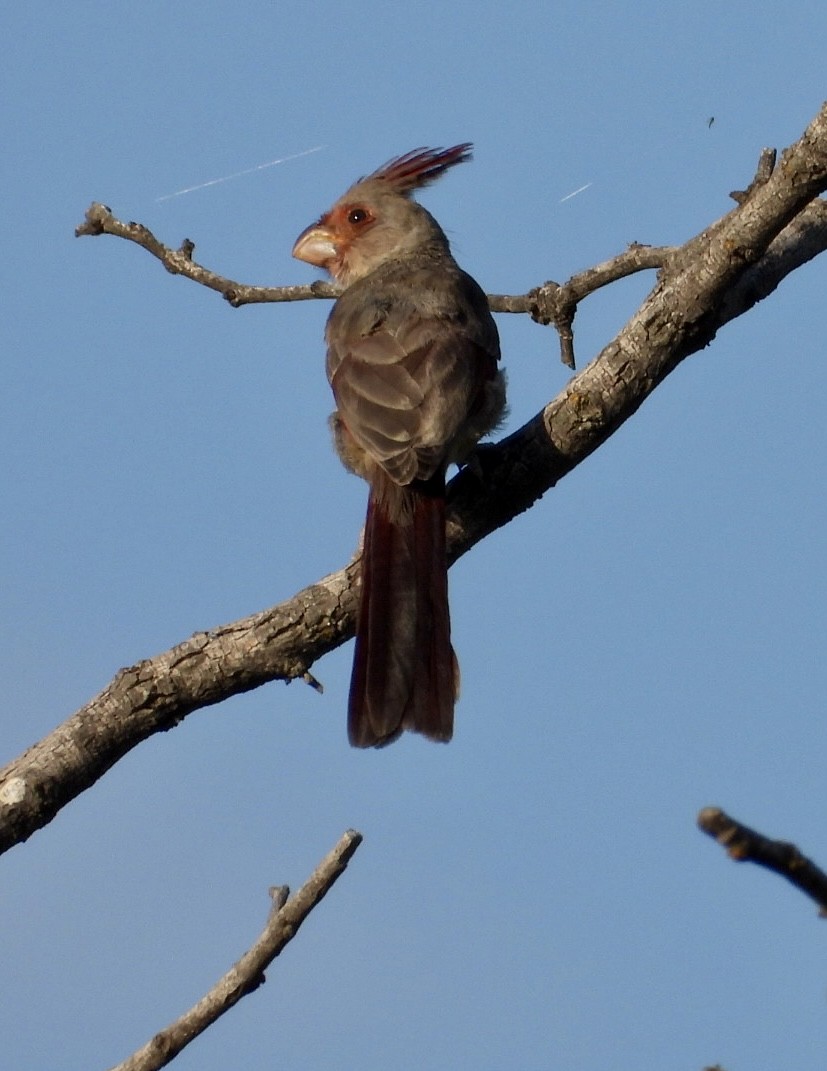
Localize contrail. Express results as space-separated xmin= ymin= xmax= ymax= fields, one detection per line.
xmin=155 ymin=145 xmax=325 ymax=202
xmin=559 ymin=182 xmax=593 ymax=203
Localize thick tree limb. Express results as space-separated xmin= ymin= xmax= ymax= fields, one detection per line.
xmin=3 ymin=105 xmax=826 ymax=857
xmin=0 ymin=559 xmax=361 ymax=855
xmin=107 ymin=829 xmax=362 ymax=1071
xmin=698 ymin=808 xmax=827 ymax=916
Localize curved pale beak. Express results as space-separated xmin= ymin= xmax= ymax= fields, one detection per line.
xmin=292 ymin=223 xmax=337 ymax=268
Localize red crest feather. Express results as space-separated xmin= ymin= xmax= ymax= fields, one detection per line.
xmin=364 ymin=144 xmax=473 ymax=194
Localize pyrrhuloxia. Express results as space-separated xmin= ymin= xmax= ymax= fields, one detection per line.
xmin=292 ymin=144 xmax=505 ymax=747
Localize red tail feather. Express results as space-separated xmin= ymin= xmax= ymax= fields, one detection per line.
xmin=348 ymin=481 xmax=456 ymax=748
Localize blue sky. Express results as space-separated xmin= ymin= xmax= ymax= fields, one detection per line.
xmin=2 ymin=4 xmax=826 ymax=1069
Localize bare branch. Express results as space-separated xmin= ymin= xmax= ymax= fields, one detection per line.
xmin=523 ymin=244 xmax=676 ymax=367
xmin=698 ymin=808 xmax=827 ymax=916
xmin=74 ymin=204 xmax=674 ymax=365
xmin=489 ymin=243 xmax=675 ymax=315
xmin=107 ymin=829 xmax=362 ymax=1071
xmin=0 ymin=558 xmax=361 ymax=855
xmin=450 ymin=119 xmax=827 ymax=551
xmin=75 ymin=202 xmax=338 ymax=306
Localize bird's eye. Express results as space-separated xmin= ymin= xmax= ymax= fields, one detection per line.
xmin=347 ymin=207 xmax=369 ymax=225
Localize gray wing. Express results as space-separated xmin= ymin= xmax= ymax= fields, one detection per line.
xmin=325 ymin=265 xmax=500 ymax=487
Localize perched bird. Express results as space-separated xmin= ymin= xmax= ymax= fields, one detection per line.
xmin=293 ymin=144 xmax=505 ymax=747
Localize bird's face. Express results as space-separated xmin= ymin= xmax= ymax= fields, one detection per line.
xmin=292 ymin=198 xmax=378 ymax=284
xmin=292 ymin=184 xmax=446 ymax=286
xmin=293 ymin=145 xmax=469 ymax=287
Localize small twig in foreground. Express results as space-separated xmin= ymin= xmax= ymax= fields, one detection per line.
xmin=698 ymin=807 xmax=827 ymax=916
xmin=107 ymin=829 xmax=363 ymax=1071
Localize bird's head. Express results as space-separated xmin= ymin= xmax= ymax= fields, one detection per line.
xmin=292 ymin=144 xmax=472 ymax=286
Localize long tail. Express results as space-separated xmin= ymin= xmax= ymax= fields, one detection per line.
xmin=348 ymin=477 xmax=456 ymax=748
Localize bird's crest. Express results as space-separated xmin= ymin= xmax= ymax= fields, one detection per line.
xmin=363 ymin=144 xmax=473 ymax=195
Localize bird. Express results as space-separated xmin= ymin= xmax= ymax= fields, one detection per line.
xmin=292 ymin=144 xmax=505 ymax=747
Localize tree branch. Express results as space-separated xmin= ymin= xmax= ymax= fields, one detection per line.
xmin=74 ymin=208 xmax=674 ymax=367
xmin=74 ymin=202 xmax=340 ymax=306
xmin=491 ymin=243 xmax=677 ymax=367
xmin=0 ymin=558 xmax=361 ymax=855
xmin=4 ymin=106 xmax=826 ymax=857
xmin=107 ymin=829 xmax=362 ymax=1071
xmin=698 ymin=808 xmax=827 ymax=916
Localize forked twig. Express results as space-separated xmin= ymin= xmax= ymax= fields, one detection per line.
xmin=107 ymin=829 xmax=362 ymax=1071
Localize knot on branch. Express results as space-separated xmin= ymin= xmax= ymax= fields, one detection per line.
xmin=529 ymin=280 xmax=562 ymax=326
xmin=730 ymin=147 xmax=777 ymax=204
xmin=75 ymin=202 xmax=114 ymax=237
xmin=529 ymin=282 xmax=577 ymax=369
